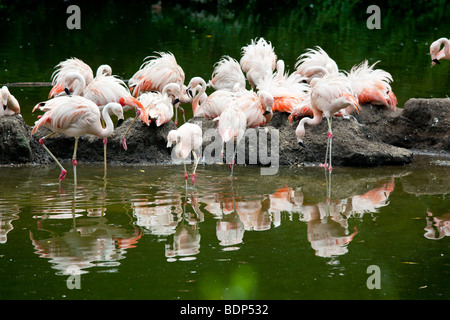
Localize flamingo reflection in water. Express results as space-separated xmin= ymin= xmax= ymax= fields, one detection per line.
xmin=424 ymin=209 xmax=450 ymax=240
xmin=29 ymin=184 xmax=143 ymax=275
xmin=165 ymin=185 xmax=204 ymax=262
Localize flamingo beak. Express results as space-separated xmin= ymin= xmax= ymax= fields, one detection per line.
xmin=186 ymin=88 xmax=193 ymax=98
xmin=3 ymin=104 xmax=6 ymax=110
xmin=263 ymin=110 xmax=270 ymax=115
xmin=64 ymin=88 xmax=71 ymax=95
xmin=172 ymin=98 xmax=180 ymax=105
xmin=116 ymin=118 xmax=124 ymax=127
xmin=298 ymin=141 xmax=306 ymax=148
xmin=432 ymin=59 xmax=440 ymax=66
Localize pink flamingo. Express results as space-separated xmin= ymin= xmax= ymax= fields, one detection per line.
xmin=46 ymin=71 xmax=149 ymax=150
xmin=49 ymin=57 xmax=112 ymax=98
xmin=209 ymin=55 xmax=246 ymax=91
xmin=240 ymin=38 xmax=277 ymax=89
xmin=187 ymin=76 xmax=244 ymax=119
xmin=233 ymin=89 xmax=274 ymax=128
xmin=257 ymin=59 xmax=310 ymax=113
xmin=0 ymin=86 xmax=20 ymax=116
xmin=129 ymin=52 xmax=189 ymax=121
xmin=295 ymin=46 xmax=339 ymax=83
xmin=215 ymin=105 xmax=247 ymax=177
xmin=167 ymin=123 xmax=203 ymax=186
xmin=139 ymin=83 xmax=181 ymax=127
xmin=430 ymin=37 xmax=450 ymax=66
xmin=31 ymin=96 xmax=124 ymax=182
xmin=345 ymin=60 xmax=397 ymax=110
xmin=295 ymin=73 xmax=360 ymax=171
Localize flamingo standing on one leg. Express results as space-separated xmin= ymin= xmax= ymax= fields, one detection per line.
xmin=167 ymin=123 xmax=203 ymax=186
xmin=0 ymin=86 xmax=20 ymax=116
xmin=214 ymin=105 xmax=247 ymax=177
xmin=430 ymin=37 xmax=450 ymax=66
xmin=31 ymin=97 xmax=124 ymax=183
xmin=295 ymin=73 xmax=360 ymax=171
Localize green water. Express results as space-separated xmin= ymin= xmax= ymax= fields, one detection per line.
xmin=0 ymin=2 xmax=449 ymax=300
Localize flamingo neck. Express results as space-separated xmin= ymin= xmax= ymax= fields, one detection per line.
xmin=192 ymin=80 xmax=206 ymax=116
xmin=67 ymin=73 xmax=86 ymax=96
xmin=98 ymin=103 xmax=116 ymax=138
xmin=437 ymin=38 xmax=450 ymax=59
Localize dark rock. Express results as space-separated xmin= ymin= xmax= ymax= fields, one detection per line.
xmin=1 ymin=98 xmax=449 ymax=167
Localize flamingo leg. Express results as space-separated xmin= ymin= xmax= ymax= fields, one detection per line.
xmin=327 ymin=117 xmax=333 ymax=172
xmin=103 ymin=138 xmax=108 ymax=180
xmin=39 ymin=132 xmax=67 ymax=182
xmin=230 ymin=141 xmax=238 ymax=178
xmin=121 ymin=109 xmax=141 ymax=150
xmin=191 ymin=151 xmax=200 ymax=185
xmin=72 ymin=137 xmax=79 ymax=186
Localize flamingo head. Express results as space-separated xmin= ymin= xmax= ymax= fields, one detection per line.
xmin=167 ymin=130 xmax=180 ymax=148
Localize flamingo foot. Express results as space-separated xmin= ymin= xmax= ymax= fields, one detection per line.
xmin=59 ymin=169 xmax=67 ymax=182
xmin=121 ymin=137 xmax=128 ymax=150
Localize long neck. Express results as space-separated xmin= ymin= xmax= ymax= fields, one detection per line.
xmin=192 ymin=79 xmax=206 ymax=115
xmin=438 ymin=38 xmax=450 ymax=59
xmin=300 ymin=108 xmax=323 ymax=130
xmin=67 ymin=73 xmax=86 ymax=96
xmin=98 ymin=103 xmax=116 ymax=138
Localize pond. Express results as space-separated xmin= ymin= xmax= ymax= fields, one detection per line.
xmin=0 ymin=2 xmax=449 ymax=301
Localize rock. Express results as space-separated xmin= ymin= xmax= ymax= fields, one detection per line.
xmin=0 ymin=114 xmax=48 ymax=165
xmin=29 ymin=117 xmax=177 ymax=165
xmin=1 ymin=98 xmax=448 ymax=167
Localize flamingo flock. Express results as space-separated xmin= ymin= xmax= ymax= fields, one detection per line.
xmin=0 ymin=37 xmax=447 ymax=183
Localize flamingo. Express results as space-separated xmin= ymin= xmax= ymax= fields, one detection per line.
xmin=257 ymin=60 xmax=310 ymax=113
xmin=430 ymin=37 xmax=450 ymax=66
xmin=214 ymin=105 xmax=247 ymax=177
xmin=45 ymin=71 xmax=149 ymax=150
xmin=129 ymin=52 xmax=189 ymax=122
xmin=295 ymin=46 xmax=338 ymax=83
xmin=233 ymin=89 xmax=274 ymax=128
xmin=240 ymin=38 xmax=277 ymax=89
xmin=167 ymin=123 xmax=203 ymax=186
xmin=138 ymin=83 xmax=181 ymax=127
xmin=187 ymin=76 xmax=241 ymax=118
xmin=31 ymin=96 xmax=124 ymax=183
xmin=295 ymin=73 xmax=360 ymax=171
xmin=209 ymin=55 xmax=246 ymax=91
xmin=345 ymin=60 xmax=397 ymax=110
xmin=0 ymin=86 xmax=20 ymax=116
xmin=49 ymin=57 xmax=112 ymax=98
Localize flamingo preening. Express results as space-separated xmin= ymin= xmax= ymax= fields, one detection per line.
xmin=0 ymin=86 xmax=20 ymax=116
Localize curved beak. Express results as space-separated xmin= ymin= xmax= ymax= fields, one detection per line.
xmin=3 ymin=104 xmax=6 ymax=111
xmin=432 ymin=59 xmax=440 ymax=67
xmin=172 ymin=98 xmax=180 ymax=105
xmin=186 ymin=88 xmax=193 ymax=98
xmin=116 ymin=118 xmax=124 ymax=127
xmin=64 ymin=88 xmax=71 ymax=95
xmin=298 ymin=141 xmax=306 ymax=148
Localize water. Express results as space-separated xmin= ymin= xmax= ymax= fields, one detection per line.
xmin=0 ymin=3 xmax=449 ymax=300
xmin=0 ymin=156 xmax=448 ymax=300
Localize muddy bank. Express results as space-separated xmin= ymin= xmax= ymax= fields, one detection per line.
xmin=0 ymin=98 xmax=448 ymax=167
